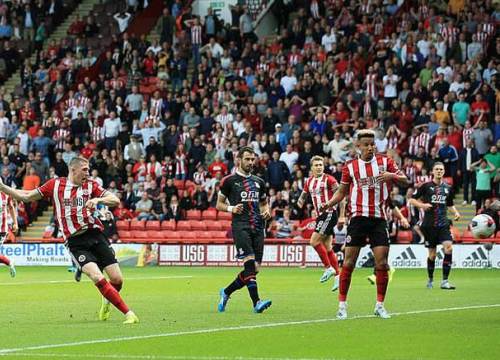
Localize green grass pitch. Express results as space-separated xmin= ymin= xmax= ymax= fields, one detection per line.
xmin=0 ymin=266 xmax=499 ymax=360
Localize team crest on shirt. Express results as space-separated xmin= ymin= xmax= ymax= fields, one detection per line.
xmin=82 ymin=189 xmax=90 ymax=196
xmin=346 ymin=235 xmax=351 ymax=244
xmin=78 ymin=255 xmax=86 ymax=262
xmin=255 ymin=182 xmax=260 ymax=189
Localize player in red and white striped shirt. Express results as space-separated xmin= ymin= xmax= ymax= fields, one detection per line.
xmin=298 ymin=156 xmax=343 ymax=290
xmin=0 ymin=193 xmax=17 ymax=278
xmin=0 ymin=157 xmax=139 ymax=324
xmin=323 ymin=130 xmax=409 ymax=320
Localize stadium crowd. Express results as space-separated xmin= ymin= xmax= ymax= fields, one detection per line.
xmin=0 ymin=0 xmax=498 ymax=241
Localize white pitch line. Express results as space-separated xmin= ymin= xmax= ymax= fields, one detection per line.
xmin=0 ymin=304 xmax=498 ymax=355
xmin=0 ymin=353 xmax=335 ymax=360
xmin=0 ymin=276 xmax=193 ymax=286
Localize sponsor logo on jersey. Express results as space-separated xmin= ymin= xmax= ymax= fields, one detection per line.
xmin=431 ymin=194 xmax=447 ymax=204
xmin=240 ymin=191 xmax=259 ymax=202
xmin=358 ymin=176 xmax=382 ymax=188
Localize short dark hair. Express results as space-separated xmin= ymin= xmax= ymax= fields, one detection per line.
xmin=237 ymin=146 xmax=255 ymax=158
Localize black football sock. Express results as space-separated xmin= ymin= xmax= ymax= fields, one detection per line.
xmin=246 ymin=279 xmax=260 ymax=307
xmin=427 ymin=258 xmax=435 ymax=280
xmin=224 ymin=271 xmax=245 ymax=296
xmin=443 ymin=253 xmax=452 ymax=281
xmin=242 ymin=260 xmax=260 ymax=306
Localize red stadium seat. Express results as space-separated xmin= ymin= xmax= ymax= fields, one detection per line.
xmin=130 ymin=220 xmax=146 ymax=231
xmin=461 ymin=230 xmax=478 ymax=243
xmin=161 ymin=220 xmax=176 ymax=231
xmin=177 ymin=231 xmax=192 ymax=239
xmin=176 ymin=221 xmax=192 ymax=231
xmin=163 ymin=232 xmax=182 ymax=240
xmin=202 ymin=208 xmax=217 ymax=220
xmin=116 ymin=220 xmax=130 ymax=231
xmin=186 ymin=210 xmax=202 ymax=220
xmin=147 ymin=221 xmax=161 ymax=231
xmin=196 ymin=231 xmax=212 ymax=239
xmin=190 ymin=221 xmax=207 ymax=231
xmin=118 ymin=230 xmax=132 ymax=239
xmin=219 ymin=220 xmax=231 ymax=230
xmin=147 ymin=231 xmax=164 ymax=239
xmin=131 ymin=231 xmax=148 ymax=239
xmin=205 ymin=220 xmax=222 ymax=231
xmin=217 ymin=212 xmax=232 ymax=221
xmin=211 ymin=231 xmax=228 ymax=239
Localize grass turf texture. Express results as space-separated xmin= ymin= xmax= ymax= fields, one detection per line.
xmin=0 ymin=266 xmax=499 ymax=360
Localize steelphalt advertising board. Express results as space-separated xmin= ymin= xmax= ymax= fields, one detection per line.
xmin=0 ymin=243 xmax=157 ymax=266
xmin=158 ymin=244 xmax=500 ymax=269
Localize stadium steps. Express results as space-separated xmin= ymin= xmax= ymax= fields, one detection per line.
xmin=21 ymin=207 xmax=54 ymax=241
xmin=452 ymin=192 xmax=475 ymax=232
xmin=3 ymin=0 xmax=103 ymax=101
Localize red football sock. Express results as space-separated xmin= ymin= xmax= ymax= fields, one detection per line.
xmin=375 ymin=269 xmax=389 ymax=302
xmin=0 ymin=255 xmax=10 ymax=266
xmin=339 ymin=266 xmax=353 ymax=302
xmin=313 ymin=244 xmax=330 ymax=268
xmin=95 ymin=278 xmax=129 ymax=314
xmin=110 ymin=281 xmax=122 ymax=292
xmin=327 ymin=250 xmax=340 ymax=273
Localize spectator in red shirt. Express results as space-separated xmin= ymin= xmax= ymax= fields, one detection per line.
xmin=208 ymin=156 xmax=227 ymax=177
xmin=471 ymin=94 xmax=490 ymax=125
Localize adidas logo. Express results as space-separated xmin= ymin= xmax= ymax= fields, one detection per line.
xmin=392 ymin=247 xmax=422 ymax=267
xmin=462 ymin=246 xmax=489 ymax=268
xmin=356 ymin=252 xmax=374 ymax=267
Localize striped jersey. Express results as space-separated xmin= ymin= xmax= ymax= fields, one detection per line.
xmin=303 ymin=174 xmax=338 ymax=214
xmin=341 ymin=154 xmax=403 ymax=219
xmin=36 ymin=178 xmax=107 ymax=239
xmin=0 ymin=193 xmax=12 ymax=233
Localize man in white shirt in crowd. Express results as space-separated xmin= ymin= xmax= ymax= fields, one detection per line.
xmin=215 ymin=105 xmax=233 ymax=129
xmin=201 ymin=37 xmax=224 ymax=59
xmin=0 ymin=110 xmax=9 ymax=138
xmin=382 ymin=67 xmax=399 ymax=109
xmin=103 ymin=111 xmax=121 ymax=150
xmin=280 ymin=67 xmax=298 ymax=95
xmin=323 ymin=132 xmax=350 ymax=163
xmin=436 ymin=59 xmax=453 ymax=83
xmin=279 ymin=144 xmax=298 ymax=173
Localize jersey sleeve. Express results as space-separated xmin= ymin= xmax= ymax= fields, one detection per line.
xmin=258 ymin=178 xmax=267 ymax=202
xmin=328 ymin=175 xmax=339 ymax=190
xmin=36 ymin=178 xmax=56 ymax=199
xmin=219 ymin=175 xmax=232 ymax=198
xmin=340 ymin=164 xmax=352 ymax=185
xmin=446 ymin=187 xmax=454 ymax=207
xmin=412 ymin=183 xmax=425 ymax=199
xmin=387 ymin=157 xmax=404 ymax=175
xmin=91 ymin=181 xmax=108 ymax=198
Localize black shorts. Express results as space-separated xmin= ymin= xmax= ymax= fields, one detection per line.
xmin=66 ymin=229 xmax=117 ymax=270
xmin=233 ymin=226 xmax=265 ymax=263
xmin=421 ymin=226 xmax=453 ymax=248
xmin=314 ymin=211 xmax=337 ymax=236
xmin=333 ymin=243 xmax=344 ymax=253
xmin=346 ymin=217 xmax=389 ymax=248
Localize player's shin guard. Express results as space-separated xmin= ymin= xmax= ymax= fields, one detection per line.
xmin=442 ymin=253 xmax=452 ymax=281
xmin=313 ymin=243 xmax=331 ymax=268
xmin=338 ymin=265 xmax=353 ymax=302
xmin=375 ymin=269 xmax=389 ymax=302
xmin=0 ymin=255 xmax=10 ymax=266
xmin=224 ymin=271 xmax=246 ymax=296
xmin=327 ymin=250 xmax=340 ymax=273
xmin=95 ymin=278 xmax=130 ymax=314
xmin=243 ymin=260 xmax=260 ymax=306
xmin=427 ymin=257 xmax=435 ymax=280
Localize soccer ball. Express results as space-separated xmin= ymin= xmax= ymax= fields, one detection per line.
xmin=470 ymin=214 xmax=496 ymax=239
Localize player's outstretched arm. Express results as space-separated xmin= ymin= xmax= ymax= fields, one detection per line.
xmin=0 ymin=179 xmax=42 ymax=203
xmin=297 ymin=191 xmax=307 ymax=209
xmin=86 ymin=192 xmax=120 ymax=210
xmin=321 ymin=183 xmax=348 ymax=212
xmin=408 ymin=198 xmax=432 ymax=211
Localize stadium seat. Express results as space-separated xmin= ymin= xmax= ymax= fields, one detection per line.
xmin=161 ymin=220 xmax=176 ymax=231
xmin=147 ymin=221 xmax=161 ymax=231
xmin=217 ymin=211 xmax=232 ymax=221
xmin=211 ymin=231 xmax=228 ymax=239
xmin=205 ymin=220 xmax=222 ymax=231
xmin=397 ymin=231 xmax=413 ymax=244
xmin=219 ymin=220 xmax=231 ymax=230
xmin=176 ymin=221 xmax=192 ymax=231
xmin=186 ymin=210 xmax=202 ymax=220
xmin=196 ymin=231 xmax=212 ymax=239
xmin=177 ymin=231 xmax=193 ymax=239
xmin=132 ymin=231 xmax=148 ymax=239
xmin=190 ymin=221 xmax=207 ymax=231
xmin=147 ymin=231 xmax=164 ymax=239
xmin=130 ymin=220 xmax=146 ymax=231
xmin=118 ymin=230 xmax=132 ymax=240
xmin=116 ymin=220 xmax=130 ymax=231
xmin=202 ymin=208 xmax=217 ymax=220
xmin=461 ymin=230 xmax=478 ymax=243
